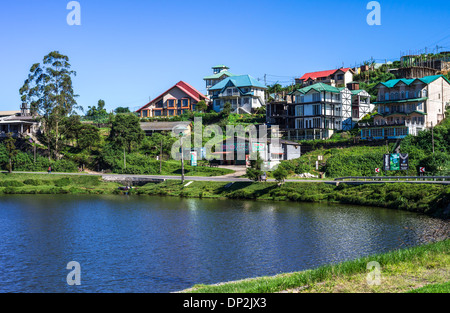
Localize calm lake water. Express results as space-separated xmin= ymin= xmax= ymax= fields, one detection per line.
xmin=0 ymin=195 xmax=448 ymax=293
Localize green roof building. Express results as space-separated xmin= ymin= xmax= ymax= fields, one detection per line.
xmin=203 ymin=65 xmax=236 ymax=91
xmin=360 ymin=75 xmax=450 ymax=140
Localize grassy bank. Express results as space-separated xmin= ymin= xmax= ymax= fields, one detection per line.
xmin=0 ymin=174 xmax=449 ymax=218
xmin=131 ymin=180 xmax=450 ymax=219
xmin=182 ymin=239 xmax=450 ymax=293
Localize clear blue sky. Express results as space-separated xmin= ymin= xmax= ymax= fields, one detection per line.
xmin=1 ymin=0 xmax=450 ymax=113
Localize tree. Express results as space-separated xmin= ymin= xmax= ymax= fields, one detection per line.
xmin=4 ymin=133 xmax=18 ymax=173
xmin=221 ymin=101 xmax=232 ymax=117
xmin=61 ymin=114 xmax=82 ymax=146
xmin=272 ymin=165 xmax=289 ymax=184
xmin=108 ymin=113 xmax=144 ymax=153
xmin=78 ymin=124 xmax=101 ymax=152
xmin=114 ymin=107 xmax=131 ymax=114
xmin=87 ymin=99 xmax=108 ymax=118
xmin=20 ymin=51 xmax=80 ymax=159
xmin=195 ymin=100 xmax=208 ymax=113
xmin=246 ymin=151 xmax=264 ymax=181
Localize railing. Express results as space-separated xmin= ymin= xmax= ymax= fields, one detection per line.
xmin=358 ymin=120 xmax=425 ymax=128
xmin=334 ymin=176 xmax=449 ymax=182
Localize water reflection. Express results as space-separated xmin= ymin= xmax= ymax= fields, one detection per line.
xmin=0 ymin=195 xmax=448 ymax=293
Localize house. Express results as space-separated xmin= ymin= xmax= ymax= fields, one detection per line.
xmin=359 ymin=75 xmax=450 ymax=140
xmin=140 ymin=121 xmax=191 ymax=136
xmin=203 ymin=65 xmax=236 ymax=91
xmin=211 ymin=136 xmax=301 ymax=169
xmin=136 ymin=81 xmax=207 ymax=118
xmin=208 ymin=75 xmax=267 ymax=114
xmin=295 ymin=68 xmax=355 ymax=87
xmin=281 ymin=82 xmax=372 ymax=140
xmin=0 ymin=105 xmax=39 ymax=138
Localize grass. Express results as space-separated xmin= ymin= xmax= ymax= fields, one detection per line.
xmin=182 ymin=239 xmax=450 ymax=293
xmin=408 ymin=281 xmax=450 ymax=293
xmin=1 ymin=174 xmax=449 ymax=218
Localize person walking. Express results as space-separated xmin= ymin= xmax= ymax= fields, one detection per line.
xmin=48 ymin=166 xmax=52 ymax=174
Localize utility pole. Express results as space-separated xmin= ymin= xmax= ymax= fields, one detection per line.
xmin=160 ymin=139 xmax=163 ymax=174
xmin=123 ymin=147 xmax=126 ymax=169
xmin=431 ymin=121 xmax=435 ymax=154
xmin=180 ymin=132 xmax=185 ymax=184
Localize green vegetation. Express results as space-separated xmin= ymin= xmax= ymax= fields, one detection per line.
xmin=183 ymin=239 xmax=449 ymax=293
xmin=408 ymin=281 xmax=450 ymax=293
xmin=126 ymin=180 xmax=450 ymax=218
xmin=0 ymin=173 xmax=119 ymax=195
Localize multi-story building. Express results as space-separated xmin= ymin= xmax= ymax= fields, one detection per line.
xmin=295 ymin=68 xmax=355 ymax=87
xmin=359 ymin=74 xmax=450 ymax=140
xmin=136 ymin=81 xmax=207 ymax=118
xmin=273 ymin=82 xmax=372 ymax=140
xmin=203 ymin=65 xmax=236 ymax=91
xmin=208 ymin=75 xmax=267 ymax=114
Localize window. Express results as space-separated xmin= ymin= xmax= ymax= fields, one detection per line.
xmin=312 ymin=93 xmax=320 ymax=102
xmin=168 ymin=99 xmax=175 ymax=107
xmin=405 ymin=91 xmax=409 ymax=98
xmin=295 ymin=105 xmax=304 ymax=116
xmin=182 ymin=99 xmax=189 ymax=107
xmin=156 ymin=100 xmax=163 ymax=108
xmin=313 ymin=118 xmax=321 ymax=128
xmin=401 ymin=91 xmax=405 ymax=99
xmin=177 ymin=110 xmax=182 ymax=115
xmin=313 ymin=104 xmax=321 ymax=115
xmin=142 ymin=110 xmax=148 ymax=117
xmin=168 ymin=110 xmax=174 ymax=116
xmin=417 ymin=102 xmax=423 ymax=111
xmin=154 ymin=110 xmax=161 ymax=116
xmin=177 ymin=100 xmax=182 ymax=108
xmin=243 ymin=98 xmax=250 ymax=105
xmin=385 ymin=93 xmax=389 ymax=100
xmin=337 ymin=74 xmax=344 ymax=80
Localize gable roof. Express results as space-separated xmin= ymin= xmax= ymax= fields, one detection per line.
xmin=203 ymin=70 xmax=236 ymax=80
xmin=208 ymin=75 xmax=267 ymax=91
xmin=140 ymin=121 xmax=191 ymax=132
xmin=297 ymin=68 xmax=353 ymax=81
xmin=136 ymin=81 xmax=206 ymax=112
xmin=377 ymin=75 xmax=450 ymax=89
xmin=294 ymin=83 xmax=342 ymax=94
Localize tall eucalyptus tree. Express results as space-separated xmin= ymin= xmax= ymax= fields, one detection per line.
xmin=20 ymin=51 xmax=80 ymax=159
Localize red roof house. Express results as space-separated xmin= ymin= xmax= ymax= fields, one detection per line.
xmin=295 ymin=68 xmax=355 ymax=86
xmin=137 ymin=81 xmax=207 ymax=118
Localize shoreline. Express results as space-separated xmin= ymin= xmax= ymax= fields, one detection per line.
xmin=180 ymin=239 xmax=450 ymax=293
xmin=0 ymin=173 xmax=449 ymax=219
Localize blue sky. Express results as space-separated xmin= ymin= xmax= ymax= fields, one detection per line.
xmin=1 ymin=0 xmax=450 ymax=113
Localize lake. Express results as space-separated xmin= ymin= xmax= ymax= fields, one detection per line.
xmin=0 ymin=195 xmax=447 ymax=293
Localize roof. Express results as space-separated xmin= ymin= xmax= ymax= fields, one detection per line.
xmin=208 ymin=75 xmax=267 ymax=91
xmin=203 ymin=70 xmax=236 ymax=80
xmin=140 ymin=121 xmax=191 ymax=132
xmin=377 ymin=75 xmax=450 ymax=88
xmin=294 ymin=83 xmax=342 ymax=94
xmin=373 ymin=97 xmax=428 ymax=105
xmin=137 ymin=81 xmax=206 ymax=112
xmin=0 ymin=110 xmax=20 ymax=116
xmin=212 ymin=65 xmax=229 ymax=69
xmin=297 ymin=68 xmax=353 ymax=81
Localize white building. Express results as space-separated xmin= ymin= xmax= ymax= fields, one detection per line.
xmin=208 ymin=75 xmax=267 ymax=114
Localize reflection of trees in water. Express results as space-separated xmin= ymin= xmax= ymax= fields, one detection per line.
xmin=398 ymin=220 xmax=450 ymax=248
